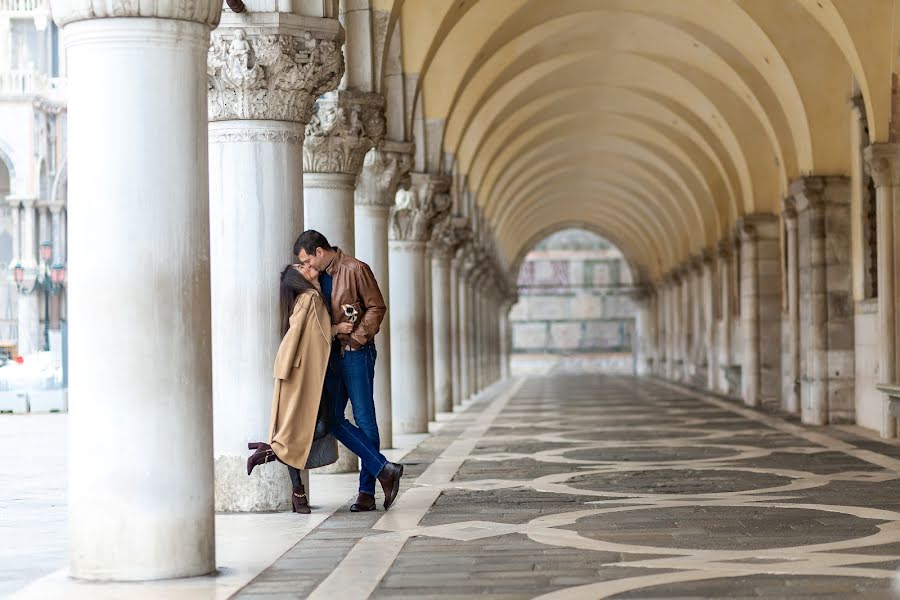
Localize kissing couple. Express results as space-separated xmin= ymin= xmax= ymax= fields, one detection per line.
xmin=245 ymin=230 xmax=403 ymax=514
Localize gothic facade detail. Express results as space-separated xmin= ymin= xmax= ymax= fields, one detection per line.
xmin=430 ymin=215 xmax=472 ymax=260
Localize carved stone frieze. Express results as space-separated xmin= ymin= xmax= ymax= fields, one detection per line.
xmin=303 ymin=90 xmax=386 ymax=175
xmin=356 ymin=140 xmax=414 ymax=208
xmin=389 ymin=173 xmax=451 ymax=242
xmin=208 ymin=28 xmax=344 ymax=124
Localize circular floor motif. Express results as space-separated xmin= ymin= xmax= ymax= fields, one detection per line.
xmin=564 ymin=444 xmax=742 ymax=463
xmin=567 ymin=468 xmax=791 ymax=495
xmin=568 ymin=505 xmax=882 ymax=550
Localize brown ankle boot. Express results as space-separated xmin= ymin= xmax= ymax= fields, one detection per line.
xmin=349 ymin=492 xmax=376 ymax=512
xmin=377 ymin=462 xmax=404 ymax=510
xmin=291 ymin=487 xmax=311 ymax=514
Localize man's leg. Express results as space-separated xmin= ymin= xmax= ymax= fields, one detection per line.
xmin=327 ymin=349 xmax=386 ymax=488
xmin=341 ymin=344 xmax=384 ymax=495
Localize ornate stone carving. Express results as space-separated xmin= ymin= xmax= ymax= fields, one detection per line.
xmin=389 ymin=173 xmax=451 ymax=242
xmin=51 ymin=0 xmax=222 ymax=27
xmin=303 ymin=91 xmax=386 ymax=175
xmin=208 ymin=127 xmax=305 ymax=145
xmin=208 ymin=28 xmax=344 ymax=124
xmin=356 ymin=141 xmax=414 ymax=208
xmin=430 ymin=215 xmax=472 ymax=260
xmin=864 ymin=143 xmax=900 ymax=188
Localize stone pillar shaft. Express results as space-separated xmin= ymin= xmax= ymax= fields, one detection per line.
xmin=60 ymin=14 xmax=218 ymax=580
xmin=389 ymin=173 xmax=450 ymax=432
xmin=865 ymin=144 xmax=900 ymax=437
xmin=738 ymin=214 xmax=782 ymax=408
xmin=208 ymin=19 xmax=345 ymax=507
xmin=783 ymin=206 xmax=801 ymax=414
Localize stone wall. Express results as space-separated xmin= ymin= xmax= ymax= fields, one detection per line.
xmin=510 ymin=229 xmax=635 ymax=355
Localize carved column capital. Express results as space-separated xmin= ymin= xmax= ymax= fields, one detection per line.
xmin=788 ymin=176 xmax=850 ymax=213
xmin=736 ymin=213 xmax=779 ymax=243
xmin=304 ymin=90 xmax=386 ymax=175
xmin=430 ymin=215 xmax=472 ymax=260
xmin=208 ymin=19 xmax=345 ymax=125
xmin=865 ymin=143 xmax=900 ymax=188
xmin=52 ymin=0 xmax=222 ymax=28
xmin=388 ymin=173 xmax=451 ymax=242
xmin=356 ymin=140 xmax=414 ymax=208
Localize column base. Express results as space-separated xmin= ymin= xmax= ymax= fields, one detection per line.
xmin=214 ymin=455 xmax=292 ymax=512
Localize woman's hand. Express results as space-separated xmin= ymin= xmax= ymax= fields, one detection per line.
xmin=332 ymin=322 xmax=353 ymax=337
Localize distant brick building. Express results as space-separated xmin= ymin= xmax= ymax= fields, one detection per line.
xmin=510 ymin=229 xmax=635 ymax=354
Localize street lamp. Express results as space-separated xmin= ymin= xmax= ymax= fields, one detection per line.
xmin=14 ymin=241 xmax=66 ymax=352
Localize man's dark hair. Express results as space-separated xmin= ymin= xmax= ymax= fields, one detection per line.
xmin=293 ymin=230 xmax=331 ymax=257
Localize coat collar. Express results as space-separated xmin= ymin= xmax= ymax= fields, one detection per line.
xmin=325 ymin=247 xmax=343 ymax=276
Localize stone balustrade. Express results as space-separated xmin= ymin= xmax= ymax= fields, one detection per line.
xmin=0 ymin=71 xmax=65 ymax=99
xmin=0 ymin=0 xmax=46 ymax=13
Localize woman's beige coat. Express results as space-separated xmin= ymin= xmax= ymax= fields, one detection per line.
xmin=268 ymin=290 xmax=332 ymax=469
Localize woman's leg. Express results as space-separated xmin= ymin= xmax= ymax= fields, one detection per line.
xmin=287 ymin=465 xmax=304 ymax=492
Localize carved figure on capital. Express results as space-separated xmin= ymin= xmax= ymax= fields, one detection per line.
xmin=208 ymin=28 xmax=344 ymax=123
xmin=356 ymin=142 xmax=413 ymax=207
xmin=388 ymin=174 xmax=451 ymax=242
xmin=430 ymin=215 xmax=472 ymax=261
xmin=304 ymin=91 xmax=386 ymax=175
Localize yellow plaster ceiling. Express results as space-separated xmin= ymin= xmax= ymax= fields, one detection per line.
xmin=382 ymin=0 xmax=897 ymax=280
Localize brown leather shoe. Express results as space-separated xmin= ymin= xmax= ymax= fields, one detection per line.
xmin=377 ymin=462 xmax=404 ymax=510
xmin=349 ymin=492 xmax=376 ymax=512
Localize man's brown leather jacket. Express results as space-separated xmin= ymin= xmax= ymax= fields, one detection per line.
xmin=325 ymin=248 xmax=386 ymax=350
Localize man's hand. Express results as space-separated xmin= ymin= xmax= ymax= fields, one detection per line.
xmin=333 ymin=322 xmax=354 ymax=335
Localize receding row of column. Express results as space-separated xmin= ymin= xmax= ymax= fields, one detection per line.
xmin=636 ymin=152 xmax=900 ymax=443
xmin=53 ymin=4 xmax=516 ymax=581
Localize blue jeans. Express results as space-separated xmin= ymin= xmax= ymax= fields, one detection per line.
xmin=325 ymin=343 xmax=387 ymax=495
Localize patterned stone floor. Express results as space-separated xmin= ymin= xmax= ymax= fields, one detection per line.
xmin=235 ymin=373 xmax=900 ymax=599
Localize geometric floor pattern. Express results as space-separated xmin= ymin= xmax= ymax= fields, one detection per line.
xmin=236 ymin=372 xmax=900 ymax=599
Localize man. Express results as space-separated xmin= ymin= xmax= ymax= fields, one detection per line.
xmin=294 ymin=230 xmax=403 ymax=511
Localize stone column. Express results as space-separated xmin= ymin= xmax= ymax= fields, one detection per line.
xmin=49 ymin=205 xmax=63 ymax=329
xmin=690 ymin=258 xmax=704 ymax=377
xmin=633 ymin=288 xmax=653 ymax=375
xmin=304 ymin=90 xmax=385 ymax=252
xmin=424 ymin=243 xmax=435 ymax=420
xmin=737 ymin=214 xmax=782 ymax=408
xmin=430 ymin=215 xmax=470 ymax=413
xmin=717 ymin=239 xmax=734 ymax=393
xmin=866 ymin=144 xmax=900 ymax=437
xmin=500 ymin=297 xmax=513 ymax=378
xmin=305 ymin=90 xmax=385 ymax=472
xmin=702 ymin=251 xmax=718 ymax=390
xmin=52 ymin=0 xmax=221 ymax=578
xmin=782 ymin=199 xmax=801 ymax=414
xmin=450 ymin=257 xmax=462 ymax=403
xmin=356 ymin=141 xmax=413 ymax=448
xmin=456 ymin=249 xmax=474 ymax=402
xmin=7 ymin=197 xmax=20 ymax=271
xmin=791 ymin=177 xmax=854 ymax=425
xmin=389 ymin=173 xmax=450 ymax=433
xmin=207 ymin=22 xmax=345 ymax=510
xmin=17 ymin=197 xmax=41 ymax=356
xmin=465 ymin=266 xmax=479 ymax=397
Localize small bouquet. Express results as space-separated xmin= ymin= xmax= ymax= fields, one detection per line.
xmin=341 ymin=303 xmax=359 ymax=324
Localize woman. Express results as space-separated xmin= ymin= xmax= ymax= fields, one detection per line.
xmin=246 ymin=263 xmax=352 ymax=514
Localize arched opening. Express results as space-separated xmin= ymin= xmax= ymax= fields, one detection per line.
xmin=509 ymin=227 xmax=637 ymax=374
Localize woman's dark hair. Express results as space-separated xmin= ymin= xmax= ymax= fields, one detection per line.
xmin=280 ymin=265 xmax=317 ymax=336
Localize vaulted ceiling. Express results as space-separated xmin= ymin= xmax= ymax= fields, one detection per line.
xmin=375 ymin=0 xmax=897 ymax=281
